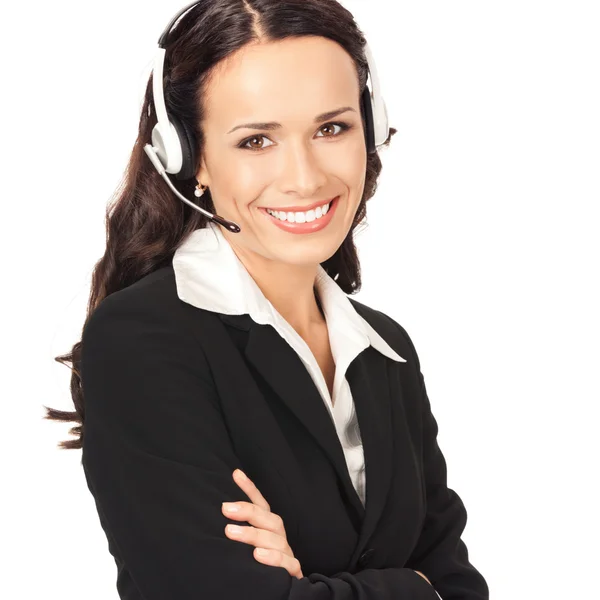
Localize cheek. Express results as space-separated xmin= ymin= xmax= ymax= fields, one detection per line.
xmin=342 ymin=160 xmax=367 ymax=205
xmin=232 ymin=161 xmax=274 ymax=187
xmin=339 ymin=140 xmax=367 ymax=186
xmin=210 ymin=178 xmax=266 ymax=215
xmin=234 ymin=170 xmax=272 ymax=207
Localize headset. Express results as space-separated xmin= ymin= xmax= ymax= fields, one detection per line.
xmin=143 ymin=0 xmax=389 ymax=233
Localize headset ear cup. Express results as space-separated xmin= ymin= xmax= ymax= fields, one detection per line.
xmin=360 ymin=86 xmax=376 ymax=154
xmin=169 ymin=113 xmax=198 ymax=180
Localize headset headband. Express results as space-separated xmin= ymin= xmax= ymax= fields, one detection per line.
xmin=148 ymin=1 xmax=389 ymax=178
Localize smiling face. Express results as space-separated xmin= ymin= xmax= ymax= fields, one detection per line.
xmin=196 ymin=35 xmax=367 ymax=268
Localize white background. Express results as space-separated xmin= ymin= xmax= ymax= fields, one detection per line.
xmin=2 ymin=1 xmax=598 ymax=598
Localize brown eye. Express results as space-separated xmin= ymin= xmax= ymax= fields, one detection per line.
xmin=320 ymin=124 xmax=337 ymax=137
xmin=239 ymin=134 xmax=273 ymax=151
xmin=315 ymin=122 xmax=352 ymax=139
xmin=247 ymin=136 xmax=266 ymax=150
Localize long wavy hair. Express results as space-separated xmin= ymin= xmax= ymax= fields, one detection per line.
xmin=45 ymin=0 xmax=397 ymax=450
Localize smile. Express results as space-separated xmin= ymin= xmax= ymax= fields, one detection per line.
xmin=259 ymin=195 xmax=341 ymax=235
xmin=266 ymin=199 xmax=332 ymax=223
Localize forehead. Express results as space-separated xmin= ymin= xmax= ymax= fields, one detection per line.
xmin=202 ymin=36 xmax=360 ymax=127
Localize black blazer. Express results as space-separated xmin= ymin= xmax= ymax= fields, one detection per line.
xmin=80 ymin=264 xmax=489 ymax=600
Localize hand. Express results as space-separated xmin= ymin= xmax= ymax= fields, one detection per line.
xmin=222 ymin=469 xmax=304 ymax=579
xmin=414 ymin=570 xmax=432 ymax=585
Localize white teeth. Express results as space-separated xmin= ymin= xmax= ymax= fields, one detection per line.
xmin=267 ymin=201 xmax=332 ymax=223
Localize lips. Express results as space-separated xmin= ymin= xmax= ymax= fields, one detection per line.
xmin=261 ymin=194 xmax=340 ymax=234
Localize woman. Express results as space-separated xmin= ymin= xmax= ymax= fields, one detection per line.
xmin=47 ymin=1 xmax=489 ymax=599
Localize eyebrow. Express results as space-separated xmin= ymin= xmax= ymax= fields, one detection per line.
xmin=226 ymin=106 xmax=357 ymax=134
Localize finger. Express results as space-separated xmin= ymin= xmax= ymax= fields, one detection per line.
xmin=232 ymin=469 xmax=270 ymax=511
xmin=254 ymin=547 xmax=304 ymax=579
xmin=224 ymin=524 xmax=290 ymax=557
xmin=222 ymin=502 xmax=286 ymax=537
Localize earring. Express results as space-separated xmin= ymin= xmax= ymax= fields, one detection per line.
xmin=194 ymin=184 xmax=208 ymax=198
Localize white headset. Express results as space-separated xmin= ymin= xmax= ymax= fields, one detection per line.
xmin=143 ymin=1 xmax=389 ymax=232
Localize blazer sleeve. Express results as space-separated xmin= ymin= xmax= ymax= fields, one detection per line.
xmin=392 ymin=321 xmax=490 ymax=600
xmin=80 ymin=291 xmax=441 ymax=600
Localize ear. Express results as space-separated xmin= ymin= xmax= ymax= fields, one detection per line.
xmin=195 ymin=154 xmax=210 ymax=188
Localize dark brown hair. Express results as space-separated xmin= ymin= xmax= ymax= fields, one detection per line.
xmin=44 ymin=0 xmax=397 ymax=449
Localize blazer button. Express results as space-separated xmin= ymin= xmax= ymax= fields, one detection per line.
xmin=357 ymin=548 xmax=375 ymax=569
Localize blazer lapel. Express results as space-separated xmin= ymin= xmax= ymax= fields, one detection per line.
xmin=344 ymin=345 xmax=394 ymax=564
xmin=218 ymin=313 xmax=394 ymax=563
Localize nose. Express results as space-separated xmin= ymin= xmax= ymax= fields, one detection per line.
xmin=277 ymin=139 xmax=329 ymax=199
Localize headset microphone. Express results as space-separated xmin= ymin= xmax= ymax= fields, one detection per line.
xmin=143 ymin=144 xmax=241 ymax=232
xmin=142 ymin=0 xmax=389 ymax=234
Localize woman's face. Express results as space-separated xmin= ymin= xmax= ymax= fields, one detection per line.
xmin=196 ymin=35 xmax=367 ymax=268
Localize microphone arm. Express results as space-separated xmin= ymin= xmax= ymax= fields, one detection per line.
xmin=143 ymin=143 xmax=241 ymax=233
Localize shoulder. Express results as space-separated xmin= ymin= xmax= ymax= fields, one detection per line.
xmin=82 ymin=262 xmax=209 ymax=342
xmin=87 ymin=264 xmax=179 ymax=325
xmin=80 ymin=263 xmax=220 ymax=419
xmin=81 ymin=263 xmax=206 ymax=369
xmin=348 ymin=296 xmax=421 ymax=369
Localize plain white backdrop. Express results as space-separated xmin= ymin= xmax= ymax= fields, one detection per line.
xmin=2 ymin=0 xmax=598 ymax=598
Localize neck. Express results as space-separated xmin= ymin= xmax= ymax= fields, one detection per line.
xmin=226 ymin=242 xmax=325 ymax=337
